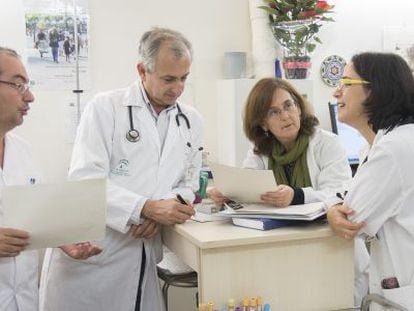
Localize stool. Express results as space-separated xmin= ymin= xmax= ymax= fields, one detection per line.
xmin=360 ymin=294 xmax=407 ymax=311
xmin=157 ymin=247 xmax=198 ymax=311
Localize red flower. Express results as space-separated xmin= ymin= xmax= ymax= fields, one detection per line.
xmin=316 ymin=0 xmax=334 ymax=11
xmin=303 ymin=10 xmax=317 ymax=17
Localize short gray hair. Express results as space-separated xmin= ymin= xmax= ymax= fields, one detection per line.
xmin=0 ymin=47 xmax=20 ymax=76
xmin=138 ymin=27 xmax=193 ymax=73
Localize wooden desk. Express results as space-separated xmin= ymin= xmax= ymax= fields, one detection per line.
xmin=163 ymin=220 xmax=354 ymax=310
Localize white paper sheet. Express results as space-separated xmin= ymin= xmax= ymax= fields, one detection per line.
xmin=209 ymin=162 xmax=277 ymax=203
xmin=3 ymin=178 xmax=106 ymax=250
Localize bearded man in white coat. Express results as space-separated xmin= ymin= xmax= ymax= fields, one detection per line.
xmin=40 ymin=27 xmax=203 ymax=311
xmin=0 ymin=47 xmax=102 ymax=311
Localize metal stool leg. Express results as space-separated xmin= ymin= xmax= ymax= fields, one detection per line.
xmin=361 ymin=294 xmax=408 ymax=311
xmin=162 ymin=281 xmax=170 ymax=311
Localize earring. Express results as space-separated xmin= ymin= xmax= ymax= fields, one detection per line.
xmin=264 ymin=130 xmax=269 ymax=137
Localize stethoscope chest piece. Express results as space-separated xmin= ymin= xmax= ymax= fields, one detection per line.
xmin=126 ymin=129 xmax=140 ymax=142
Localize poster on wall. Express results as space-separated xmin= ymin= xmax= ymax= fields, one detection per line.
xmin=23 ymin=0 xmax=90 ymax=91
xmin=383 ymin=27 xmax=414 ymax=72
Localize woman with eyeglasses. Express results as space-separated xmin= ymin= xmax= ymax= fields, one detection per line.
xmin=327 ymin=52 xmax=414 ymax=309
xmin=209 ymin=77 xmax=351 ymax=207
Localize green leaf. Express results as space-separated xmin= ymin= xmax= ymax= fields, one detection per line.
xmin=314 ymin=36 xmax=322 ymax=44
xmin=321 ymin=16 xmax=335 ymax=22
xmin=258 ymin=6 xmax=278 ymax=14
xmin=306 ymin=43 xmax=316 ymax=53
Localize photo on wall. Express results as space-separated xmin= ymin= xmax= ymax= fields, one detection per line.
xmin=23 ymin=0 xmax=90 ymax=91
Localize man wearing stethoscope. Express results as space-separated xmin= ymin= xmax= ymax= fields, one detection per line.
xmin=40 ymin=27 xmax=204 ymax=311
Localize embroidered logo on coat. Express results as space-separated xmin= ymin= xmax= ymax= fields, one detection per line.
xmin=111 ymin=159 xmax=130 ymax=176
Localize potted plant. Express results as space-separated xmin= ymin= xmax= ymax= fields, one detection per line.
xmin=259 ymin=0 xmax=335 ymax=79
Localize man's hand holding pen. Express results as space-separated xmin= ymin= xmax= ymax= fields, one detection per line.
xmin=141 ymin=196 xmax=195 ymax=226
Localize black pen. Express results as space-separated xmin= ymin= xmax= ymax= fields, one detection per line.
xmin=336 ymin=192 xmax=344 ymax=200
xmin=336 ymin=191 xmax=348 ymax=200
xmin=176 ymin=194 xmax=188 ymax=205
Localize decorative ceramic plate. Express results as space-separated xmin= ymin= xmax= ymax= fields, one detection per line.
xmin=320 ymin=55 xmax=346 ymax=87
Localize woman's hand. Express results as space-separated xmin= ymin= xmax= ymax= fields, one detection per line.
xmin=260 ymin=185 xmax=294 ymax=207
xmin=327 ymin=203 xmax=364 ymax=240
xmin=60 ymin=242 xmax=103 ymax=260
xmin=207 ymin=187 xmax=227 ymax=207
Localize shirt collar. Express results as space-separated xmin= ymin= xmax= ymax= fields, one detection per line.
xmin=138 ymin=80 xmax=177 ymax=117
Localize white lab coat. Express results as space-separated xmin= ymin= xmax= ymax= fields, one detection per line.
xmin=242 ymin=128 xmax=352 ymax=202
xmin=0 ymin=133 xmax=41 ymax=311
xmin=347 ymin=125 xmax=414 ymax=310
xmin=40 ymin=81 xmax=204 ymax=311
xmin=245 ymin=128 xmax=369 ymax=306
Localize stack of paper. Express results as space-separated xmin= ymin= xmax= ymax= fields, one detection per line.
xmin=209 ymin=162 xmax=326 ymax=221
xmin=219 ymin=201 xmax=326 ymax=221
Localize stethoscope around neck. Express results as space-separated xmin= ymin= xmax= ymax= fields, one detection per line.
xmin=126 ymin=104 xmax=192 ymax=145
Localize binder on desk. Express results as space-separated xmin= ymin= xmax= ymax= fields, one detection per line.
xmin=219 ymin=201 xmax=326 ymax=221
xmin=232 ymin=217 xmax=304 ymax=231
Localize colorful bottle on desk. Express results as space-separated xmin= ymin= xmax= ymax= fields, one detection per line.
xmin=207 ymin=302 xmax=214 ymax=311
xmin=199 ymin=303 xmax=206 ymax=311
xmin=263 ymin=303 xmax=271 ymax=311
xmin=249 ymin=297 xmax=257 ymax=311
xmin=242 ymin=297 xmax=249 ymax=311
xmin=256 ymin=296 xmax=263 ymax=311
xmin=228 ymin=298 xmax=235 ymax=311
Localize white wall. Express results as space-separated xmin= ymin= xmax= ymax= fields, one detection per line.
xmin=1 ymin=0 xmax=252 ymax=182
xmin=3 ymin=0 xmax=414 ymax=181
xmin=309 ymin=0 xmax=414 ymax=129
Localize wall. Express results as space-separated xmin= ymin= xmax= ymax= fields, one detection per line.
xmin=309 ymin=0 xmax=414 ymax=129
xmin=1 ymin=0 xmax=252 ymax=182
xmin=3 ymin=1 xmax=414 ymax=181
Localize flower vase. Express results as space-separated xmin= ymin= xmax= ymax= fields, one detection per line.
xmin=271 ymin=19 xmax=315 ymax=79
xmin=282 ymin=51 xmax=311 ymax=79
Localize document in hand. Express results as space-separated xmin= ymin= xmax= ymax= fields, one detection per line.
xmin=209 ymin=162 xmax=276 ymax=203
xmin=2 ymin=178 xmax=106 ymax=250
xmin=219 ymin=201 xmax=326 ymax=221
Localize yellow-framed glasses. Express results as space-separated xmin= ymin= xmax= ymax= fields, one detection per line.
xmin=337 ymin=78 xmax=370 ymax=90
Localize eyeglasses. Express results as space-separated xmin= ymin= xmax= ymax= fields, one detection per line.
xmin=337 ymin=78 xmax=370 ymax=90
xmin=266 ymin=100 xmax=297 ymax=119
xmin=0 ymin=80 xmax=31 ymax=94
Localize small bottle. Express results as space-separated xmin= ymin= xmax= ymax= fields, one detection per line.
xmin=275 ymin=58 xmax=282 ymax=78
xmin=256 ymin=296 xmax=263 ymax=311
xmin=263 ymin=303 xmax=271 ymax=311
xmin=242 ymin=298 xmax=249 ymax=311
xmin=199 ymin=303 xmax=206 ymax=311
xmin=207 ymin=302 xmax=214 ymax=311
xmin=228 ymin=298 xmax=236 ymax=311
xmin=249 ymin=297 xmax=257 ymax=311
